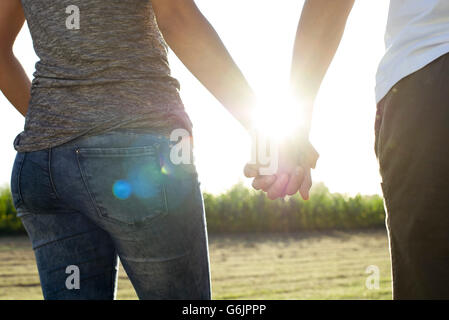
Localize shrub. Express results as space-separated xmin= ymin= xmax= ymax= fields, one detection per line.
xmin=0 ymin=182 xmax=385 ymax=235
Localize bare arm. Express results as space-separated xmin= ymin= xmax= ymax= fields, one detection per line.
xmin=151 ymin=0 xmax=255 ymax=131
xmin=290 ymin=0 xmax=355 ymax=134
xmin=0 ymin=0 xmax=30 ymax=117
xmin=245 ymin=0 xmax=355 ymax=200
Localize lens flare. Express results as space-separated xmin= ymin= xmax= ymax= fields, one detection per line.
xmin=112 ymin=180 xmax=132 ymax=200
xmin=128 ymin=164 xmax=160 ymax=199
xmin=252 ymin=95 xmax=305 ymax=141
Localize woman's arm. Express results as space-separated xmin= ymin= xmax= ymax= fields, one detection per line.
xmin=0 ymin=0 xmax=30 ymax=117
xmin=151 ymin=0 xmax=256 ymax=131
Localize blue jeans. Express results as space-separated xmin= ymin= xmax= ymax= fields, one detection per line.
xmin=10 ymin=129 xmax=211 ymax=300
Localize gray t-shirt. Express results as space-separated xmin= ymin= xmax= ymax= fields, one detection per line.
xmin=14 ymin=0 xmax=192 ymax=152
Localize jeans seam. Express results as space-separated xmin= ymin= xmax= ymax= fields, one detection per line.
xmin=75 ymin=142 xmax=169 ymax=225
xmin=112 ymin=254 xmax=118 ymax=299
xmin=156 ymin=143 xmax=170 ymax=219
xmin=32 ymin=228 xmax=100 ymax=250
xmin=192 ymin=185 xmax=211 ymax=299
xmin=16 ymin=152 xmax=27 ymax=207
xmin=74 ymin=147 xmax=104 ymax=220
xmin=48 ymin=148 xmax=61 ymax=199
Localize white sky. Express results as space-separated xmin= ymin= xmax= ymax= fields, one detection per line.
xmin=0 ymin=0 xmax=389 ymax=195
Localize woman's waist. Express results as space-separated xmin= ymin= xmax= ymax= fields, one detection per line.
xmin=15 ymin=106 xmax=193 ymax=153
xmin=30 ymin=73 xmax=180 ymax=90
xmin=29 ymin=80 xmax=183 ymax=108
xmin=32 ymin=56 xmax=176 ymax=86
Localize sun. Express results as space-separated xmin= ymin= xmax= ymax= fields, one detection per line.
xmin=251 ymin=94 xmax=306 ymax=142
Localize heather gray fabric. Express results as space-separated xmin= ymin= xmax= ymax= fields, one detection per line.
xmin=14 ymin=0 xmax=192 ymax=152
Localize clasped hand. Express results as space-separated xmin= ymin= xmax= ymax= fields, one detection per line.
xmin=244 ymin=131 xmax=319 ymax=200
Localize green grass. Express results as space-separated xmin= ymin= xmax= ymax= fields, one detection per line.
xmin=0 ymin=230 xmax=392 ymax=300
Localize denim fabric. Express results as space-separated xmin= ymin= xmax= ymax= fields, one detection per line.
xmin=10 ymin=129 xmax=211 ymax=300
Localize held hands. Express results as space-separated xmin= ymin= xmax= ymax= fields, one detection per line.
xmin=244 ymin=131 xmax=319 ymax=200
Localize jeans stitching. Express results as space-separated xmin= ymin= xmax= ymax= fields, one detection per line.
xmin=191 ymin=185 xmax=211 ymax=299
xmin=48 ymin=148 xmax=61 ymax=199
xmin=75 ymin=145 xmax=169 ymax=225
xmin=75 ymin=148 xmax=105 ymax=221
xmin=156 ymin=143 xmax=170 ymax=220
xmin=15 ymin=152 xmax=27 ymax=208
xmin=112 ymin=254 xmax=118 ymax=299
xmin=32 ymin=228 xmax=101 ymax=250
xmin=119 ymin=251 xmax=190 ymax=263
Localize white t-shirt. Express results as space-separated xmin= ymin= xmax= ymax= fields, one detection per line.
xmin=375 ymin=0 xmax=449 ymax=103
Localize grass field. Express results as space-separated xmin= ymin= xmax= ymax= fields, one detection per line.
xmin=0 ymin=230 xmax=392 ymax=300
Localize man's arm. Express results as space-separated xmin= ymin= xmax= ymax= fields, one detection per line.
xmin=288 ymin=0 xmax=354 ymax=198
xmin=152 ymin=0 xmax=256 ymax=131
xmin=244 ymin=0 xmax=355 ymax=200
xmin=0 ymin=0 xmax=30 ymax=117
xmin=290 ymin=0 xmax=355 ymax=133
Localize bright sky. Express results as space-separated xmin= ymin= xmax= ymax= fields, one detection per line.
xmin=0 ymin=0 xmax=389 ymax=195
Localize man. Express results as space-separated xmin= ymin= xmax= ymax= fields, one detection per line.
xmin=246 ymin=0 xmax=449 ymax=299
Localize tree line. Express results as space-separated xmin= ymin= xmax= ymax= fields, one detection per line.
xmin=0 ymin=182 xmax=385 ymax=235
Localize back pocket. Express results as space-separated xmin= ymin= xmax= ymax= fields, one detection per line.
xmin=75 ymin=145 xmax=168 ymax=225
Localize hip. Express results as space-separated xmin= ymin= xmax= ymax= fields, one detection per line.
xmin=11 ymin=129 xmax=201 ymax=227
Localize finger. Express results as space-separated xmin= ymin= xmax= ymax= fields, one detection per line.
xmin=267 ymin=173 xmax=289 ymax=200
xmin=298 ymin=142 xmax=319 ymax=169
xmin=244 ymin=163 xmax=259 ymax=178
xmin=278 ymin=175 xmax=289 ymax=199
xmin=260 ymin=175 xmax=277 ymax=192
xmin=299 ymin=169 xmax=312 ymax=200
xmin=307 ymin=146 xmax=320 ymax=169
xmin=252 ymin=175 xmax=276 ymax=191
xmin=285 ymin=167 xmax=304 ymax=196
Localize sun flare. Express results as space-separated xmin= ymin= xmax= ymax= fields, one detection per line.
xmin=251 ymin=95 xmax=306 ymax=142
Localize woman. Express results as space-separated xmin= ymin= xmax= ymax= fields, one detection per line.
xmin=1 ymin=0 xmax=313 ymax=299
xmin=0 ymin=0 xmax=263 ymax=300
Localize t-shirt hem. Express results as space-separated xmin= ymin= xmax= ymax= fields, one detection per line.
xmin=375 ymin=47 xmax=449 ymax=103
xmin=13 ymin=112 xmax=193 ymax=153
